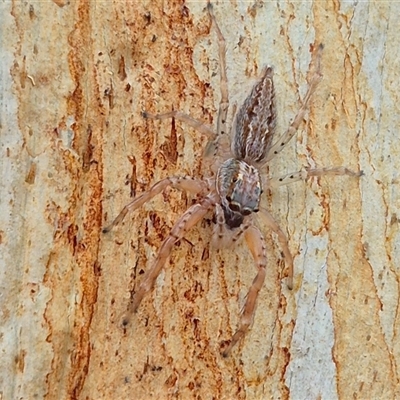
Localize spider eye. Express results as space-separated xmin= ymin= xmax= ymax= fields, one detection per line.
xmin=229 ymin=202 xmax=241 ymax=212
xmin=242 ymin=208 xmax=252 ymax=216
xmin=226 ymin=195 xmax=231 ymax=202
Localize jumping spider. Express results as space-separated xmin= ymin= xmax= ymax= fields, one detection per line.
xmin=103 ymin=3 xmax=361 ymax=357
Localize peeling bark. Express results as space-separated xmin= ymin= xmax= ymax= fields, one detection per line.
xmin=1 ymin=1 xmax=399 ymax=399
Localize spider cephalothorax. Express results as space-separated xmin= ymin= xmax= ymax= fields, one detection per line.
xmin=103 ymin=2 xmax=361 ymax=357
xmin=216 ymin=158 xmax=262 ymax=229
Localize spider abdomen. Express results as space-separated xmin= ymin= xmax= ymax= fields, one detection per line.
xmin=232 ymin=66 xmax=276 ymax=165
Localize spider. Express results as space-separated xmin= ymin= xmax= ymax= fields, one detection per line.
xmin=103 ymin=3 xmax=362 ymax=357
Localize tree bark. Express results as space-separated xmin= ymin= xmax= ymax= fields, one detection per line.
xmin=1 ymin=1 xmax=398 ymax=399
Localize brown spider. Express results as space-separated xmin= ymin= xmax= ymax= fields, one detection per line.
xmin=103 ymin=3 xmax=362 ymax=357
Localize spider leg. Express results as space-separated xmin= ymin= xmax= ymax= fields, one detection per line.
xmin=206 ymin=2 xmax=229 ymax=157
xmin=122 ymin=195 xmax=216 ymax=325
xmin=212 ymin=203 xmax=225 ymax=248
xmin=272 ymin=166 xmax=363 ymax=186
xmin=222 ymin=225 xmax=266 ymax=357
xmin=259 ymin=207 xmax=294 ymax=290
xmin=232 ymin=220 xmax=251 ymax=244
xmin=141 ymin=4 xmax=230 ymax=159
xmin=142 ymin=111 xmax=215 ymax=139
xmin=103 ymin=176 xmax=207 ymax=233
xmin=266 ymin=44 xmax=323 ymax=162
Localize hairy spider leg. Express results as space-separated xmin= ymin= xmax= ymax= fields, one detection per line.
xmin=213 ymin=204 xmax=225 ymax=246
xmin=122 ymin=194 xmax=217 ymax=325
xmin=271 ymin=166 xmax=363 ymax=187
xmin=266 ymin=44 xmax=324 ymax=162
xmin=142 ymin=3 xmax=231 ymax=162
xmin=103 ymin=177 xmax=207 ymax=233
xmin=259 ymin=208 xmax=294 ymax=290
xmin=222 ymin=225 xmax=267 ymax=357
xmin=142 ymin=111 xmax=214 ymax=139
xmin=205 ymin=2 xmax=230 ymax=157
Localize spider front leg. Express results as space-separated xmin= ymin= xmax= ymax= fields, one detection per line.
xmin=266 ymin=44 xmax=323 ymax=162
xmin=103 ymin=176 xmax=207 ymax=233
xmin=122 ymin=195 xmax=216 ymax=326
xmin=222 ymin=225 xmax=267 ymax=357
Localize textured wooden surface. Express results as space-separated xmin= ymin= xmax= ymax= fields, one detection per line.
xmin=1 ymin=1 xmax=399 ymax=399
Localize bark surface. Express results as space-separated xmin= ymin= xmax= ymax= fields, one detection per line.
xmin=0 ymin=1 xmax=398 ymax=399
